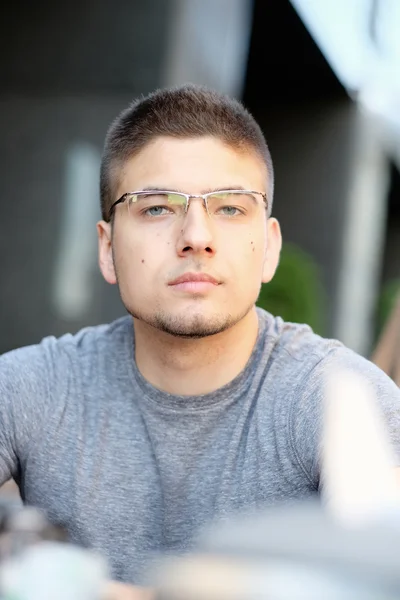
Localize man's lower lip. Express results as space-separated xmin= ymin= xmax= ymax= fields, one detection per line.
xmin=170 ymin=281 xmax=219 ymax=292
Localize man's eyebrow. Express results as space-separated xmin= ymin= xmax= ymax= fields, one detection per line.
xmin=140 ymin=186 xmax=177 ymax=192
xmin=138 ymin=185 xmax=248 ymax=194
xmin=203 ymin=185 xmax=247 ymax=193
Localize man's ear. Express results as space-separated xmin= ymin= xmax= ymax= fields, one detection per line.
xmin=97 ymin=220 xmax=117 ymax=285
xmin=262 ymin=218 xmax=282 ymax=284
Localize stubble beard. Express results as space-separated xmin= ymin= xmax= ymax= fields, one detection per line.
xmin=122 ymin=301 xmax=255 ymax=339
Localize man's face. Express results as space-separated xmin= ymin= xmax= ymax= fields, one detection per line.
xmin=98 ymin=136 xmax=281 ymax=338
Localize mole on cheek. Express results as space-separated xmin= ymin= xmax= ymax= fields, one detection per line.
xmin=141 ymin=259 xmax=145 ymax=263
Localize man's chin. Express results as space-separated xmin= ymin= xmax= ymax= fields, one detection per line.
xmin=153 ymin=313 xmax=233 ymax=339
xmin=128 ymin=308 xmax=235 ymax=339
xmin=126 ymin=300 xmax=256 ymax=339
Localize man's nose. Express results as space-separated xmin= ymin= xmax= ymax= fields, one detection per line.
xmin=176 ymin=199 xmax=216 ymax=257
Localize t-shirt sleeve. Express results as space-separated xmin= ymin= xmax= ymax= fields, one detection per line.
xmin=0 ymin=341 xmax=53 ymax=485
xmin=289 ymin=347 xmax=400 ymax=491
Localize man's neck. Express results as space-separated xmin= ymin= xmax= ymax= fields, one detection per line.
xmin=133 ymin=308 xmax=260 ymax=396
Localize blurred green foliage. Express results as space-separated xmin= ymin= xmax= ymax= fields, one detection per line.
xmin=256 ymin=243 xmax=326 ymax=335
xmin=256 ymin=242 xmax=400 ymax=342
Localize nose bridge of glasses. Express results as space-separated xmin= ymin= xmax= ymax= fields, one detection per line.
xmin=186 ymin=193 xmax=210 ymax=214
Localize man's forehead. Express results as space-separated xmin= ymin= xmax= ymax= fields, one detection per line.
xmin=125 ymin=134 xmax=262 ymax=159
xmin=116 ymin=136 xmax=268 ymax=194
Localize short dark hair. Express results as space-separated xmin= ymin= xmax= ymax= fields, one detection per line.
xmin=100 ymin=84 xmax=274 ymax=221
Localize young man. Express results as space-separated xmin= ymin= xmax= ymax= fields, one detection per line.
xmin=1 ymin=85 xmax=400 ymax=594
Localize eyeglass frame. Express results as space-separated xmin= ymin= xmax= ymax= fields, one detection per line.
xmin=107 ymin=189 xmax=269 ymax=222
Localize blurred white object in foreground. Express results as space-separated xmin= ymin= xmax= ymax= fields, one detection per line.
xmin=323 ymin=368 xmax=400 ymax=525
xmin=0 ymin=542 xmax=107 ymax=600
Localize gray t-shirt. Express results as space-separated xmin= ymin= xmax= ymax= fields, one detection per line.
xmin=1 ymin=308 xmax=400 ymax=583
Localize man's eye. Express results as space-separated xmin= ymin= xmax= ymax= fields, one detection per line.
xmin=144 ymin=206 xmax=171 ymax=217
xmin=217 ymin=206 xmax=241 ymax=217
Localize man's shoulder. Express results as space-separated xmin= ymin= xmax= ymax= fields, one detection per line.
xmin=50 ymin=315 xmax=133 ymax=357
xmin=0 ymin=315 xmax=132 ymax=381
xmin=255 ymin=310 xmax=400 ymax=487
xmin=0 ymin=316 xmax=133 ymax=447
xmin=256 ymin=308 xmax=395 ymax=396
xmin=257 ymin=307 xmax=344 ymax=371
xmin=259 ymin=309 xmax=399 ymax=403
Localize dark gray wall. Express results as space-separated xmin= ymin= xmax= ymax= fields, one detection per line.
xmin=0 ymin=0 xmax=171 ymax=353
xmin=261 ymin=100 xmax=358 ymax=336
xmin=0 ymin=0 xmax=170 ymax=94
xmin=0 ymin=96 xmax=132 ymax=351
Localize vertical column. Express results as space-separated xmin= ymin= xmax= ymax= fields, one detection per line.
xmin=162 ymin=0 xmax=254 ymax=97
xmin=333 ymin=107 xmax=390 ymax=354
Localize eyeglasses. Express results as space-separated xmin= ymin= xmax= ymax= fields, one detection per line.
xmin=108 ymin=189 xmax=268 ymax=222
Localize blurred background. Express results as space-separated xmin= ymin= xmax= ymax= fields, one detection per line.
xmin=1 ymin=0 xmax=400 ymax=367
